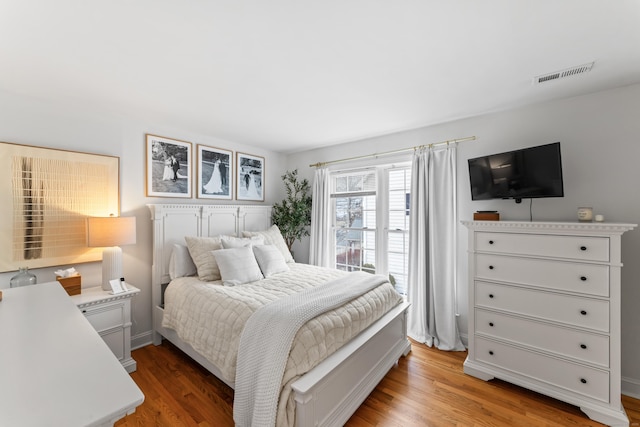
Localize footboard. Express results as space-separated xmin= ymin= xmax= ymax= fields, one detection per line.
xmin=155 ymin=299 xmax=410 ymax=425
xmin=291 ymin=301 xmax=411 ymax=427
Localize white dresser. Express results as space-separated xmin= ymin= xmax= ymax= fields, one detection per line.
xmin=462 ymin=221 xmax=636 ymax=427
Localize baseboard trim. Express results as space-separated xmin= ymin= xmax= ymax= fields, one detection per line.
xmin=131 ymin=330 xmax=153 ymax=351
xmin=622 ymin=376 xmax=640 ymax=399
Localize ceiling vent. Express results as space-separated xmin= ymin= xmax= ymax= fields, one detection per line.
xmin=533 ymin=62 xmax=594 ymax=84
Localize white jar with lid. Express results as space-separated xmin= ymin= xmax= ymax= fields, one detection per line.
xmin=577 ymin=207 xmax=593 ymax=222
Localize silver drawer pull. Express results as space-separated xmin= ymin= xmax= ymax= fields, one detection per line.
xmin=580 ymin=344 xmax=587 ymax=349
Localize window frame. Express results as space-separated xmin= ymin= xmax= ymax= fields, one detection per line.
xmin=328 ymin=162 xmax=411 ymax=292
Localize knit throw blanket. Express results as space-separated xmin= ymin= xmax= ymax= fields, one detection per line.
xmin=233 ymin=271 xmax=388 ymax=427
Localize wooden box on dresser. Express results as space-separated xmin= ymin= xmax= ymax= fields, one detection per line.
xmin=462 ymin=221 xmax=636 ymax=427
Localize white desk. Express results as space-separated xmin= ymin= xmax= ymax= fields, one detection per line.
xmin=0 ymin=282 xmax=144 ymax=427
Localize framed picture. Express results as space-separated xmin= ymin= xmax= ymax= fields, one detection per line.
xmin=236 ymin=152 xmax=265 ymax=201
xmin=0 ymin=141 xmax=119 ymax=272
xmin=146 ymin=134 xmax=192 ymax=198
xmin=197 ymin=144 xmax=233 ymax=199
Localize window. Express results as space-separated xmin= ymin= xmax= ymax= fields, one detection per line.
xmin=330 ymin=164 xmax=410 ymax=294
xmin=333 ymin=170 xmax=377 ymax=274
xmin=386 ymin=167 xmax=411 ymax=294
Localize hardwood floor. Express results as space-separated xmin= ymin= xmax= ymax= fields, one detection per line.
xmin=116 ymin=340 xmax=640 ymax=426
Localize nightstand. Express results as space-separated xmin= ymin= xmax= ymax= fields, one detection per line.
xmin=71 ymin=285 xmax=140 ymax=373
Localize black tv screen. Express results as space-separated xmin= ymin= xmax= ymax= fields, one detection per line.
xmin=468 ymin=142 xmax=564 ymax=202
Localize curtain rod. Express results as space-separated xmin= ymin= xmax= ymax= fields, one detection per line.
xmin=309 ymin=135 xmax=476 ymax=168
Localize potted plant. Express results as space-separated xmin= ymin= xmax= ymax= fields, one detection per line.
xmin=271 ymin=169 xmax=312 ymax=254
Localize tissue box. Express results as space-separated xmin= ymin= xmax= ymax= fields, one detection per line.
xmin=56 ymin=275 xmax=81 ymax=296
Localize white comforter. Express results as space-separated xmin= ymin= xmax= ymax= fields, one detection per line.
xmin=162 ymin=263 xmax=402 ymax=426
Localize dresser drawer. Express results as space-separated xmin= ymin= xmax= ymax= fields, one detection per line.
xmin=475 ymin=281 xmax=609 ymax=332
xmin=475 ymin=232 xmax=610 ymax=262
xmin=475 ymin=337 xmax=610 ymax=403
xmin=81 ymin=302 xmax=125 ymax=333
xmin=475 ymin=309 xmax=609 ymax=367
xmin=476 ymin=254 xmax=609 ymax=296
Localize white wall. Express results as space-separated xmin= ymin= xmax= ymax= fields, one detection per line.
xmin=0 ymin=91 xmax=288 ymax=348
xmin=286 ymin=83 xmax=640 ymax=396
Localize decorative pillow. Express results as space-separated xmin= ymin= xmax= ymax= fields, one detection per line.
xmin=252 ymin=244 xmax=289 ymax=277
xmin=169 ymin=244 xmax=197 ymax=280
xmin=213 ymin=246 xmax=264 ymax=286
xmin=220 ymin=235 xmax=265 ymax=249
xmin=184 ymin=236 xmax=223 ymax=281
xmin=242 ymin=225 xmax=294 ymax=263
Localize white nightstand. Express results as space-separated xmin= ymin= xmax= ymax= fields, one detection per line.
xmin=71 ymin=284 xmax=140 ymax=373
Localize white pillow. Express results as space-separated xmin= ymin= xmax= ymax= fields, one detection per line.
xmin=169 ymin=244 xmax=197 ymax=280
xmin=253 ymin=245 xmax=289 ymax=277
xmin=242 ymin=225 xmax=294 ymax=263
xmin=184 ymin=236 xmax=223 ymax=281
xmin=213 ymin=246 xmax=264 ymax=286
xmin=220 ymin=235 xmax=264 ymax=249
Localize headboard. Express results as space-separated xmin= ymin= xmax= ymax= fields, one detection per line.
xmin=147 ymin=204 xmax=272 ymax=341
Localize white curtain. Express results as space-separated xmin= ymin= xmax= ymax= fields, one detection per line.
xmin=407 ymin=145 xmax=465 ymax=351
xmin=309 ymin=167 xmax=332 ymax=268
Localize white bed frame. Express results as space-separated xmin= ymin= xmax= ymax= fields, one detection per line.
xmin=148 ymin=204 xmax=411 ymax=427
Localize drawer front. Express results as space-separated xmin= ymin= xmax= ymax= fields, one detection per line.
xmin=475 ymin=232 xmax=610 ymax=262
xmin=475 ymin=282 xmax=609 ymax=332
xmin=475 ymin=337 xmax=610 ymax=402
xmin=82 ymin=302 xmax=125 ymax=333
xmin=476 ymin=254 xmax=609 ymax=297
xmin=475 ymin=309 xmax=609 ymax=367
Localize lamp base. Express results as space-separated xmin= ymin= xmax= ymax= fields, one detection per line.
xmin=101 ymin=246 xmax=123 ymax=291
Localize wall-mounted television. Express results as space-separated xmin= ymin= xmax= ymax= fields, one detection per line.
xmin=468 ymin=142 xmax=564 ymax=203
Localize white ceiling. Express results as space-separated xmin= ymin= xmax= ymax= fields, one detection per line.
xmin=1 ymin=1 xmax=639 ymax=153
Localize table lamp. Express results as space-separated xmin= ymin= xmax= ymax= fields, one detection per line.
xmin=87 ymin=216 xmax=137 ymax=291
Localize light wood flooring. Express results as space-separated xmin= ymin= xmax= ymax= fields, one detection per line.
xmin=116 ymin=340 xmax=640 ymax=426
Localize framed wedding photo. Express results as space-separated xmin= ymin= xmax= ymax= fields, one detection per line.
xmin=197 ymin=144 xmax=233 ymax=200
xmin=236 ymin=152 xmax=264 ymax=201
xmin=145 ymin=134 xmax=192 ymax=198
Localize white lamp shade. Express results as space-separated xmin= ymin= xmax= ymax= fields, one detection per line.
xmin=87 ymin=216 xmax=136 ymax=290
xmin=87 ymin=216 xmax=137 ymax=247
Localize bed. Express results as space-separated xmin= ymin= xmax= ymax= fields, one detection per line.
xmin=148 ymin=204 xmax=411 ymax=427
